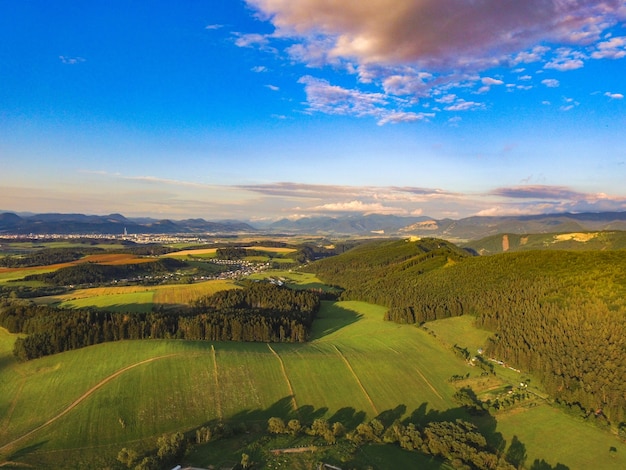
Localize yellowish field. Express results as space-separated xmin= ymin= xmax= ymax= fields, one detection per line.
xmin=164 ymin=246 xmax=296 ymax=258
xmin=0 ymin=253 xmax=152 ymax=277
xmin=249 ymin=246 xmax=297 ymax=253
xmin=153 ymin=279 xmax=239 ymax=306
xmin=163 ymin=248 xmax=218 ymax=257
xmin=37 ymin=280 xmax=239 ymax=310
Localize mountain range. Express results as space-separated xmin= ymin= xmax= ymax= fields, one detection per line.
xmin=0 ymin=212 xmax=255 ymax=235
xmin=2 ymin=211 xmax=626 ymax=240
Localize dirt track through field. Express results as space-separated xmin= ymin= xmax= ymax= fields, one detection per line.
xmin=0 ymin=353 xmax=182 ymax=456
xmin=267 ymin=344 xmax=299 ymax=413
xmin=211 ymin=345 xmax=223 ymax=420
xmin=333 ymin=345 xmax=379 ymax=416
xmin=372 ymin=337 xmax=444 ymax=401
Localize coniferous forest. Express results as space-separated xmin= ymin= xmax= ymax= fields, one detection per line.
xmin=306 ymin=238 xmax=626 ymax=424
xmin=0 ymin=282 xmax=320 ymax=360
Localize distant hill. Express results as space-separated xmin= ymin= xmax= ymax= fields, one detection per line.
xmin=464 ymin=230 xmax=626 ymax=254
xmin=267 ymin=212 xmax=626 ymax=239
xmin=0 ymin=212 xmax=256 ymax=235
xmin=267 ymin=214 xmax=430 ymax=235
xmin=400 ymin=212 xmax=626 ymax=240
xmin=3 ymin=210 xmax=626 ymax=238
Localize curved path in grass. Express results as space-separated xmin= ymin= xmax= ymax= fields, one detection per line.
xmin=0 ymin=353 xmax=183 ymax=456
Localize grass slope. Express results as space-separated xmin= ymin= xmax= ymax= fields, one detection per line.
xmin=0 ymin=301 xmax=464 ymax=467
xmin=1 ymin=306 xmax=624 ymax=469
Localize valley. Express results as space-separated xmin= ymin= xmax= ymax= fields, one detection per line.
xmin=0 ymin=231 xmax=625 ymax=469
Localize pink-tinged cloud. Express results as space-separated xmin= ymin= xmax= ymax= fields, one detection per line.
xmin=591 ymin=36 xmax=626 ymax=59
xmin=247 ymin=0 xmax=625 ymax=70
xmin=605 ymin=91 xmax=624 ymax=99
xmin=308 ymin=200 xmax=408 ymax=215
xmin=490 ymin=185 xmax=586 ymax=200
xmin=298 ymin=75 xmax=387 ymax=116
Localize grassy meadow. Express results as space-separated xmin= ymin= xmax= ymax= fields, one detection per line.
xmin=1 ymin=299 xmax=624 ymax=469
xmin=34 ymin=279 xmax=239 ymax=312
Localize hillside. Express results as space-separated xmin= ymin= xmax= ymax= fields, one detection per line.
xmin=305 ymin=238 xmax=626 ymax=424
xmin=464 ymin=231 xmax=626 ymax=254
xmin=265 ymin=212 xmax=626 ymax=238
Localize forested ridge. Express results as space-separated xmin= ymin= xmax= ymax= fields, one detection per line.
xmin=0 ymin=282 xmax=320 ymax=360
xmin=0 ymin=246 xmax=104 ymax=267
xmin=22 ymin=257 xmax=187 ymax=286
xmin=306 ymin=239 xmax=626 ymax=424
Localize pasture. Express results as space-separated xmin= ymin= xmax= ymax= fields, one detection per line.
xmin=36 ymin=279 xmax=239 ymax=311
xmin=0 ymin=301 xmax=467 ymax=467
xmin=0 ymin=306 xmax=624 ymax=469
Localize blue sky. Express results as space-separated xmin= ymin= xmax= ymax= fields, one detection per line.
xmin=1 ymin=0 xmax=625 ymax=221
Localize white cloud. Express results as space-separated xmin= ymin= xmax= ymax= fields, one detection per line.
xmin=444 ymin=99 xmax=484 ymax=111
xmin=513 ymin=45 xmax=550 ymax=64
xmin=377 ymin=111 xmax=434 ymax=126
xmin=477 ymin=76 xmax=504 ymax=93
xmin=592 ymin=36 xmax=626 ymax=59
xmin=605 ymin=91 xmax=624 ymax=99
xmin=544 ymin=48 xmax=586 ymax=71
xmin=265 ymin=84 xmax=279 ymax=91
xmin=251 ymin=65 xmax=268 ymax=72
xmin=541 ymin=78 xmax=560 ymax=88
xmin=59 ymin=55 xmax=85 ymax=65
xmin=298 ymin=75 xmax=387 ymax=116
xmin=308 ymin=200 xmax=408 ymax=215
xmin=205 ymin=24 xmax=224 ymax=30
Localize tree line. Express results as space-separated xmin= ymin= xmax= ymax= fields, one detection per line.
xmin=0 ymin=246 xmax=104 ymax=268
xmin=21 ymin=258 xmax=187 ymax=286
xmin=306 ymin=239 xmax=626 ymax=424
xmin=118 ymin=413 xmax=518 ymax=470
xmin=0 ymin=282 xmax=320 ymax=360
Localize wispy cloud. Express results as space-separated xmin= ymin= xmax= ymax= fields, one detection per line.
xmin=307 ymin=200 xmax=408 ymax=215
xmin=605 ymin=91 xmax=624 ymax=99
xmin=544 ymin=48 xmax=586 ymax=71
xmin=541 ymin=78 xmax=560 ymax=88
xmin=591 ymin=36 xmax=626 ymax=59
xmin=59 ymin=55 xmax=85 ymax=65
xmin=490 ymin=185 xmax=586 ymax=200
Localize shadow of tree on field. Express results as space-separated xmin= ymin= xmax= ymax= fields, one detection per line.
xmin=375 ymin=404 xmax=407 ymax=427
xmin=7 ymin=440 xmax=49 ymax=461
xmin=505 ymin=435 xmax=527 ymax=468
xmin=530 ymin=459 xmax=570 ymax=470
xmin=308 ymin=302 xmax=363 ymax=341
xmin=329 ymin=407 xmax=367 ymax=429
xmin=0 ymin=352 xmax=18 ymax=373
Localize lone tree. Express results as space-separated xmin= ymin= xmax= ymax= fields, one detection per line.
xmin=241 ymin=452 xmax=250 ymax=469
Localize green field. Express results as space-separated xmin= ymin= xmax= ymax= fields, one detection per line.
xmin=1 ymin=304 xmax=625 ymax=469
xmin=54 ymin=291 xmax=156 ymax=312
xmin=34 ymin=279 xmax=239 ymax=312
